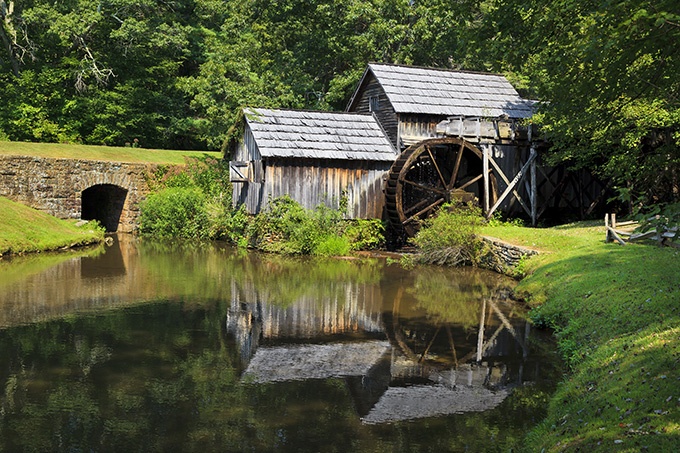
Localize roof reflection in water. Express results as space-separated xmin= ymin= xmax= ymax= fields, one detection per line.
xmin=226 ymin=279 xmax=544 ymax=424
xmin=242 ymin=341 xmax=391 ymax=383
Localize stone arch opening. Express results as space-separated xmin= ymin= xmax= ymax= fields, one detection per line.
xmin=81 ymin=184 xmax=128 ymax=232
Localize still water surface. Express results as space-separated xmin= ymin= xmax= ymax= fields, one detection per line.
xmin=0 ymin=236 xmax=560 ymax=452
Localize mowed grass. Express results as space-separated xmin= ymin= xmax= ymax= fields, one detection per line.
xmin=0 ymin=141 xmax=221 ymax=164
xmin=0 ymin=197 xmax=105 ymax=255
xmin=480 ymin=222 xmax=680 ymax=452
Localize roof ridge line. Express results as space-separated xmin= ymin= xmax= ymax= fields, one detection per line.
xmin=368 ymin=62 xmax=508 ymax=78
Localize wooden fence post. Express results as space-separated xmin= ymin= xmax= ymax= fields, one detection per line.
xmin=605 ymin=213 xmax=611 ymax=242
xmin=531 ymin=147 xmax=537 ymax=226
xmin=605 ymin=213 xmax=627 ymax=245
xmin=483 ymin=144 xmax=490 ymax=214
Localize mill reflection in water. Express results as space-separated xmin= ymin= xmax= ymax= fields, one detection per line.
xmin=226 ymin=273 xmax=542 ymax=424
xmin=0 ymin=236 xmax=560 ymax=452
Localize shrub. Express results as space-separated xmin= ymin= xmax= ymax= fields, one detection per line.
xmin=343 ymin=219 xmax=385 ymax=250
xmin=246 ymin=195 xmax=352 ymax=255
xmin=246 ymin=196 xmax=311 ymax=253
xmin=410 ymin=203 xmax=486 ymax=266
xmin=141 ymin=156 xmax=237 ymax=241
xmin=634 ymin=201 xmax=680 ymax=243
xmin=313 ymin=235 xmax=351 ymax=257
xmin=139 ymin=187 xmax=210 ymax=239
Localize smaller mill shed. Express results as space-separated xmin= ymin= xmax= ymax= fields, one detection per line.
xmin=229 ymin=108 xmax=397 ymax=218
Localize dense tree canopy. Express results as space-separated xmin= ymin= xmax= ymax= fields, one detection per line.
xmin=1 ymin=0 xmax=678 ymax=204
xmin=493 ymin=0 xmax=680 ymax=205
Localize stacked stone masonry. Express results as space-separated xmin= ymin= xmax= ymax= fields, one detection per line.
xmin=481 ymin=236 xmax=539 ymax=274
xmin=0 ymin=155 xmax=160 ymax=233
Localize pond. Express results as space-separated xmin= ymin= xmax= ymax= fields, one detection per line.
xmin=0 ymin=236 xmax=561 ymax=452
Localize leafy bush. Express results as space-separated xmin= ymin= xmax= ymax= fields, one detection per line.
xmin=410 ymin=203 xmax=487 ymax=266
xmin=141 ymin=161 xmax=386 ymax=255
xmin=634 ymin=201 xmax=680 ymax=243
xmin=313 ymin=235 xmax=351 ymax=257
xmin=139 ymin=187 xmax=210 ymax=239
xmin=343 ymin=219 xmax=385 ymax=251
xmin=246 ymin=195 xmax=353 ymax=255
xmin=141 ymin=156 xmax=237 ymax=240
xmin=239 ymin=196 xmax=386 ymax=254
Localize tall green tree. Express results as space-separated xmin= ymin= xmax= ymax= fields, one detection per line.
xmin=181 ymin=0 xmax=486 ymax=150
xmin=479 ymin=0 xmax=680 ymax=204
xmin=0 ymin=0 xmax=203 ymax=149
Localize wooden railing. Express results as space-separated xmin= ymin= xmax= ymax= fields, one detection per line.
xmin=605 ymin=213 xmax=679 ymax=247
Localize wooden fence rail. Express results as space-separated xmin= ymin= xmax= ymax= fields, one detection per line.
xmin=605 ymin=213 xmax=679 ymax=247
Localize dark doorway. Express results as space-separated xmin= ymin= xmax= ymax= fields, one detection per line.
xmin=81 ymin=184 xmax=128 ymax=232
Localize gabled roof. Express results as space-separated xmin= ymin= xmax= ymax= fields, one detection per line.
xmin=245 ymin=108 xmax=397 ymax=161
xmin=347 ymin=63 xmax=535 ymax=119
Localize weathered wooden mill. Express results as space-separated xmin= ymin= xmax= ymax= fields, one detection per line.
xmin=230 ymin=63 xmax=608 ymax=235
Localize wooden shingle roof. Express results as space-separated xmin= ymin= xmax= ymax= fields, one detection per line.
xmin=245 ymin=108 xmax=397 ymax=161
xmin=348 ymin=63 xmax=535 ymax=119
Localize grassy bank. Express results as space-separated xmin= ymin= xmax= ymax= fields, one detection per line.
xmin=480 ymin=222 xmax=679 ymax=452
xmin=0 ymin=141 xmax=220 ymax=164
xmin=0 ymin=197 xmax=105 ymax=255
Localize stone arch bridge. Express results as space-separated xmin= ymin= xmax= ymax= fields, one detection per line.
xmin=0 ymin=155 xmax=166 ymax=233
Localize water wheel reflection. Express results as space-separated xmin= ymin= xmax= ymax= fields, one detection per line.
xmin=355 ymin=286 xmax=539 ymax=424
xmin=382 ymin=285 xmax=531 ymax=386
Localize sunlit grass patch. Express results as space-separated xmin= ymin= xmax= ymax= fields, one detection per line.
xmin=527 ymin=326 xmax=680 ymax=452
xmin=0 ymin=141 xmax=220 ymax=164
xmin=0 ymin=197 xmax=105 ymax=255
xmin=483 ymin=221 xmax=679 ymax=452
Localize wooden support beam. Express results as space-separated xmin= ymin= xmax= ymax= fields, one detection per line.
xmin=487 ymin=299 xmax=527 ymax=355
xmin=536 ymin=165 xmax=559 ymax=193
xmin=585 ymin=180 xmax=611 ymax=216
xmin=487 ymin=148 xmax=537 ymax=219
xmin=476 ymin=298 xmax=487 ymax=363
xmin=486 ymin=151 xmax=532 ymax=217
xmin=483 ymin=144 xmax=490 ymax=213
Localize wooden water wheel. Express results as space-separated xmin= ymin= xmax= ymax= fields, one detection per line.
xmin=385 ymin=137 xmax=498 ymax=236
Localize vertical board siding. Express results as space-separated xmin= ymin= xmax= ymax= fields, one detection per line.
xmin=232 ymin=126 xmax=266 ymax=213
xmin=350 ymin=77 xmax=399 ymax=150
xmin=398 ymin=114 xmax=442 ymax=147
xmin=236 ymin=158 xmax=390 ymax=219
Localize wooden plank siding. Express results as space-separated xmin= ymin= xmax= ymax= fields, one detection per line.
xmin=398 ymin=114 xmax=442 ymax=148
xmin=233 ymin=158 xmax=390 ymax=218
xmin=346 ymin=76 xmax=400 ymax=150
xmin=230 ymin=108 xmax=396 ymax=219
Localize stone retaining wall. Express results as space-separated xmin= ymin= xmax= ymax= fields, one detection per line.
xmin=480 ymin=236 xmax=539 ymax=275
xmin=0 ymin=155 xmax=160 ymax=232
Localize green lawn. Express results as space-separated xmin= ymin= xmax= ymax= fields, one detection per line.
xmin=0 ymin=141 xmax=221 ymax=164
xmin=480 ymin=222 xmax=679 ymax=452
xmin=0 ymin=197 xmax=105 ymax=255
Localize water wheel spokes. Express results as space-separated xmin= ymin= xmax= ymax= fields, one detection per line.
xmin=403 ymin=198 xmax=446 ymax=226
xmin=424 ymin=145 xmax=449 ymax=189
xmin=385 ymin=137 xmax=497 ymax=236
xmin=448 ymin=141 xmax=466 ymax=190
xmin=402 ymin=178 xmax=447 ymax=197
xmin=457 ymin=173 xmax=485 ymax=191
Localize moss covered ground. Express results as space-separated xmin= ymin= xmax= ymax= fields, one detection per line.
xmin=0 ymin=197 xmax=105 ymax=255
xmin=480 ymin=222 xmax=679 ymax=452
